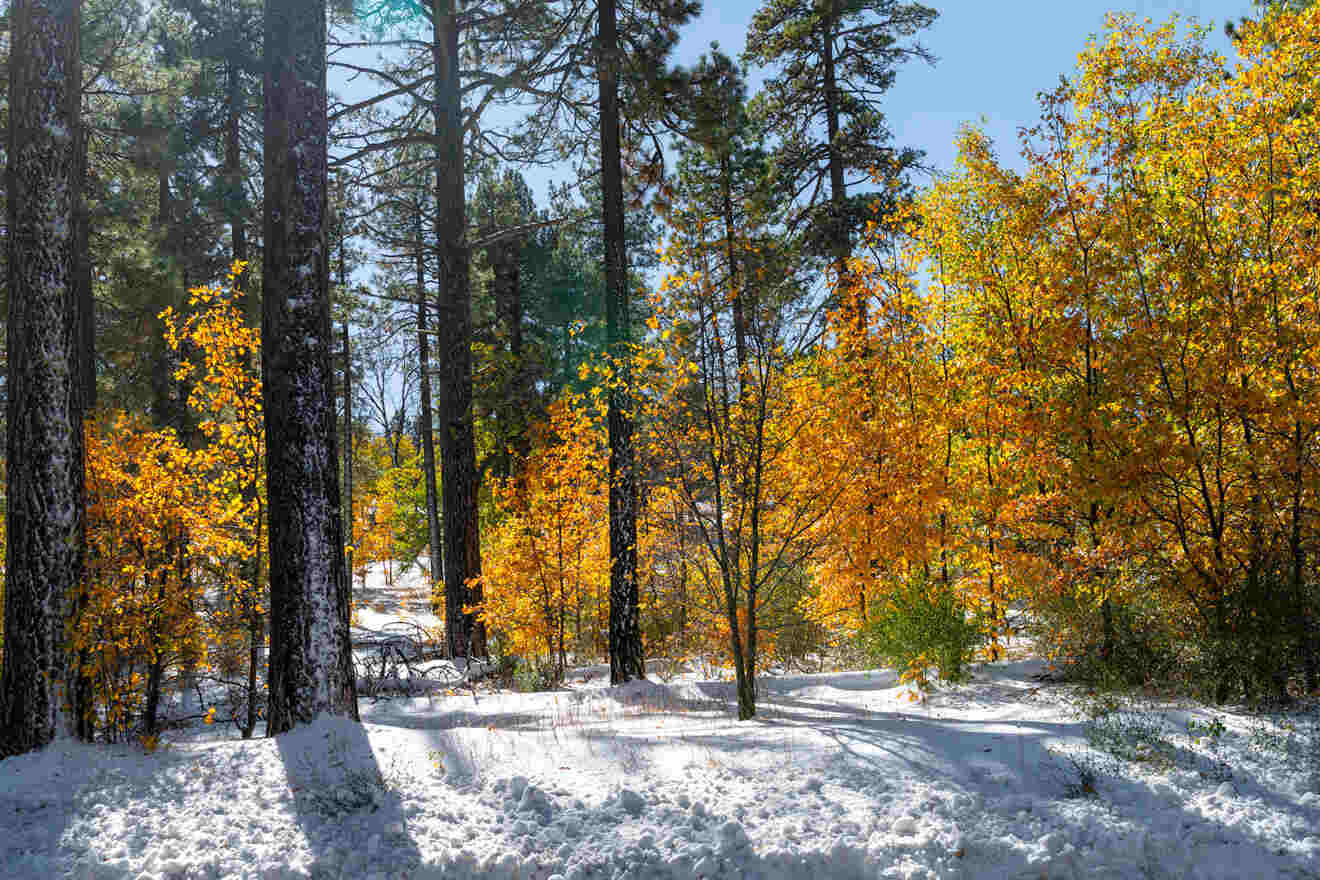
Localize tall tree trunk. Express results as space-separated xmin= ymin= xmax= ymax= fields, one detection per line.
xmin=415 ymin=217 xmax=443 ymax=611
xmin=342 ymin=321 xmax=355 ymax=582
xmin=72 ymin=105 xmax=95 ymax=739
xmin=75 ymin=113 xmax=94 ymax=409
xmin=225 ymin=57 xmax=252 ymax=322
xmin=493 ymin=239 xmax=530 ymax=477
xmin=432 ymin=1 xmax=484 ymax=659
xmin=1 ymin=0 xmax=86 ymax=755
xmin=820 ymin=2 xmax=851 ymax=300
xmin=262 ymin=0 xmax=357 ymax=733
xmin=720 ymin=156 xmax=747 ymax=395
xmin=599 ymin=0 xmax=644 ymax=684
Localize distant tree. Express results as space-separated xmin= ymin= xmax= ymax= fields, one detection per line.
xmin=744 ymin=0 xmax=935 ymax=292
xmin=262 ymin=0 xmax=357 ymax=733
xmin=335 ymin=0 xmax=600 ymax=661
xmin=1 ymin=0 xmax=88 ymax=755
xmin=353 ymin=147 xmax=443 ymax=604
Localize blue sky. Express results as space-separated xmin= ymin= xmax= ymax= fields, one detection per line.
xmin=333 ymin=1 xmax=1257 ymax=207
xmin=667 ymin=0 xmax=1251 ymax=180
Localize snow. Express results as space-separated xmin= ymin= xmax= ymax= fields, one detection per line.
xmin=2 ymin=563 xmax=1318 ymax=880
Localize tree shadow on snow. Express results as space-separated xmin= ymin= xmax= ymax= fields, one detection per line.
xmin=274 ymin=718 xmax=425 ymax=879
xmin=576 ymin=691 xmax=1318 ymax=877
xmin=0 ymin=740 xmax=95 ymax=875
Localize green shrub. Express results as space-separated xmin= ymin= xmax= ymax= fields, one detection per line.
xmin=513 ymin=657 xmax=562 ymax=692
xmin=859 ymin=572 xmax=984 ymax=685
xmin=1026 ymin=584 xmax=1181 ymax=690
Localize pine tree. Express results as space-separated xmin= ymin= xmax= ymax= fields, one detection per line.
xmin=471 ymin=168 xmax=543 ymax=482
xmin=744 ymin=0 xmax=935 ymax=288
xmin=597 ymin=0 xmax=642 ymax=684
xmin=262 ymin=0 xmax=358 ymax=733
xmin=1 ymin=0 xmax=88 ymax=755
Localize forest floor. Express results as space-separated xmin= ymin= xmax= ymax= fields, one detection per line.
xmin=2 ymin=561 xmax=1318 ymax=880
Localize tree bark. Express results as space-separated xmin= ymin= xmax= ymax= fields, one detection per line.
xmin=71 ymin=85 xmax=96 ymax=740
xmin=599 ymin=0 xmax=644 ymax=684
xmin=1 ymin=0 xmax=86 ymax=755
xmin=74 ymin=109 xmax=94 ymax=410
xmin=821 ymin=2 xmax=850 ymax=291
xmin=342 ymin=321 xmax=355 ymax=583
xmin=432 ymin=1 xmax=484 ymax=658
xmin=262 ymin=0 xmax=357 ymax=734
xmin=415 ymin=216 xmax=443 ymax=611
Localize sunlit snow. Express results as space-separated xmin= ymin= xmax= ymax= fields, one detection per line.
xmin=2 ymin=561 xmax=1316 ymax=880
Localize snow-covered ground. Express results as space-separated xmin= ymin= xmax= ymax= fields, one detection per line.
xmin=3 ymin=563 xmax=1318 ymax=880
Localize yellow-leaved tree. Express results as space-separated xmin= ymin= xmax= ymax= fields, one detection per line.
xmin=161 ymin=262 xmax=267 ymax=735
xmin=478 ymin=393 xmax=611 ymax=684
xmin=351 ymin=433 xmax=426 ymax=590
xmin=80 ymin=413 xmax=251 ymax=740
xmin=900 ymin=9 xmax=1320 ymax=699
xmin=72 ymin=263 xmax=269 ymax=742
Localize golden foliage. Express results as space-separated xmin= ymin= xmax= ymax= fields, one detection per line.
xmin=72 ymin=263 xmax=266 ymax=738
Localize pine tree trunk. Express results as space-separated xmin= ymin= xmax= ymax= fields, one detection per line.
xmin=599 ymin=0 xmax=644 ymax=686
xmin=415 ymin=221 xmax=444 ymax=611
xmin=1 ymin=0 xmax=87 ymax=756
xmin=342 ymin=321 xmax=355 ymax=584
xmin=262 ymin=0 xmax=357 ymax=734
xmin=599 ymin=0 xmax=645 ymax=685
xmin=820 ymin=1 xmax=851 ymax=301
xmin=432 ymin=2 xmax=484 ymax=659
xmin=74 ymin=112 xmax=94 ymax=410
xmin=69 ymin=130 xmax=95 ymax=741
xmin=720 ymin=156 xmax=748 ymax=394
xmin=71 ymin=96 xmax=96 ymax=740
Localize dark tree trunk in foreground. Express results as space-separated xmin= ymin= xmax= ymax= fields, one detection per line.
xmin=598 ymin=0 xmax=644 ymax=684
xmin=433 ymin=1 xmax=485 ymax=658
xmin=262 ymin=0 xmax=357 ymax=734
xmin=1 ymin=0 xmax=87 ymax=756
